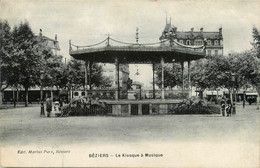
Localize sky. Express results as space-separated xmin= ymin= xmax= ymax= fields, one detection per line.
xmin=1 ymin=0 xmax=260 ymax=87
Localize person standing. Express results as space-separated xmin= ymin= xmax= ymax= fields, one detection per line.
xmin=220 ymin=97 xmax=226 ymax=116
xmin=226 ymin=98 xmax=232 ymax=117
xmin=46 ymin=94 xmax=52 ymax=117
xmin=13 ymin=98 xmax=16 ymax=108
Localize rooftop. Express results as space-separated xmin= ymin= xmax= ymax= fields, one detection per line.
xmin=69 ymin=37 xmax=205 ymax=64
xmin=160 ymin=22 xmax=223 ymax=40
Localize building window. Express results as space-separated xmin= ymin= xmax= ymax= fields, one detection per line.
xmin=186 ymin=40 xmax=190 ymax=45
xmin=215 ymin=50 xmax=218 ymax=56
xmin=208 ymin=50 xmax=211 ymax=56
xmin=179 ymin=40 xmax=183 ymax=44
xmin=207 ymin=40 xmax=211 ymax=45
xmin=74 ymin=92 xmax=79 ymax=96
xmin=214 ymin=40 xmax=219 ymax=45
xmin=195 ymin=40 xmax=203 ymax=46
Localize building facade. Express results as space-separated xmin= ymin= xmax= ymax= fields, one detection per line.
xmin=2 ymin=30 xmax=61 ymax=103
xmin=101 ymin=63 xmax=129 ymax=91
xmin=159 ymin=22 xmax=223 ymax=56
xmin=35 ymin=29 xmax=61 ymax=56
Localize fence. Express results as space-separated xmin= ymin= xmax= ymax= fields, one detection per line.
xmin=66 ymin=104 xmax=112 ymax=116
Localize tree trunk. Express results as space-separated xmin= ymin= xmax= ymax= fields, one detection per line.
xmin=25 ymin=87 xmax=29 ymax=107
xmin=68 ymin=87 xmax=71 ymax=102
xmin=229 ymin=88 xmax=232 ymax=101
xmin=0 ymin=63 xmax=2 ymax=106
xmin=0 ymin=91 xmax=2 ymax=106
xmin=200 ymin=88 xmax=205 ymax=99
xmin=234 ymin=88 xmax=237 ymax=102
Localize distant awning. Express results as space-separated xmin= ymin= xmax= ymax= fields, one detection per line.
xmin=246 ymin=93 xmax=258 ymax=96
xmin=59 ymin=90 xmax=68 ymax=95
xmin=206 ymin=91 xmax=218 ymax=95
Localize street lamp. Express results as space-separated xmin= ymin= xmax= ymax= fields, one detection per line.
xmin=230 ymin=73 xmax=236 ymax=115
xmin=40 ymin=70 xmax=45 ymax=117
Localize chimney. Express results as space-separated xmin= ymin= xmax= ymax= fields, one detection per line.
xmin=39 ymin=29 xmax=42 ymax=36
xmin=200 ymin=27 xmax=203 ymax=33
xmin=55 ymin=34 xmax=57 ymax=41
xmin=191 ymin=27 xmax=194 ymax=36
xmin=173 ymin=27 xmax=177 ymax=34
xmin=219 ymin=27 xmax=222 ymax=34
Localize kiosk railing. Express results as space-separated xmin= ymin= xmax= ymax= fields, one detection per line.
xmin=84 ymin=89 xmax=190 ymax=100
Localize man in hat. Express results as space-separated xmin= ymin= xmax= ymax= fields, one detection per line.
xmin=46 ymin=94 xmax=52 ymax=117
xmin=220 ymin=97 xmax=226 ymax=116
xmin=226 ymin=98 xmax=232 ymax=117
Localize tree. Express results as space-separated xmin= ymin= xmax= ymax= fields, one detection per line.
xmin=64 ymin=59 xmax=112 ymax=91
xmin=248 ymin=26 xmax=260 ymax=109
xmin=190 ymin=55 xmax=229 ymax=97
xmin=155 ymin=63 xmax=182 ymax=89
xmin=1 ymin=20 xmax=56 ymax=106
xmin=67 ymin=59 xmax=85 ymax=90
xmin=191 ymin=53 xmax=255 ymax=100
xmin=41 ymin=53 xmax=64 ymax=90
xmin=252 ymin=26 xmax=260 ymax=59
xmin=0 ymin=20 xmax=13 ymax=104
xmin=11 ymin=21 xmax=42 ymax=106
xmin=191 ymin=58 xmax=214 ymax=93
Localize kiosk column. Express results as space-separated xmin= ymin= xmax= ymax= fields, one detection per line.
xmin=188 ymin=60 xmax=191 ymax=97
xmin=89 ymin=61 xmax=92 ymax=93
xmin=115 ymin=57 xmax=120 ymax=100
xmin=152 ymin=63 xmax=156 ymax=99
xmin=85 ymin=60 xmax=88 ymax=94
xmin=161 ymin=57 xmax=165 ymax=100
xmin=181 ymin=61 xmax=184 ymax=91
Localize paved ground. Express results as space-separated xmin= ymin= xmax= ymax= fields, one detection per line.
xmin=0 ymin=104 xmax=259 ymax=146
xmin=0 ymin=104 xmax=259 ymax=167
xmin=0 ymin=103 xmax=40 ymax=109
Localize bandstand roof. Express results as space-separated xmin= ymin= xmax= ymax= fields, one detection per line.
xmin=69 ymin=38 xmax=205 ymax=64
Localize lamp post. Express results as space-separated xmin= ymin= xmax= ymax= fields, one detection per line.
xmin=230 ymin=73 xmax=236 ymax=115
xmin=40 ymin=70 xmax=45 ymax=117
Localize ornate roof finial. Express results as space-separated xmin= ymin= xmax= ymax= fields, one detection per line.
xmin=39 ymin=29 xmax=42 ymax=36
xmin=136 ymin=27 xmax=139 ymax=44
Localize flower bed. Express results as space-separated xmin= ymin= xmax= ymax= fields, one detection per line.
xmin=169 ymin=97 xmax=220 ymax=114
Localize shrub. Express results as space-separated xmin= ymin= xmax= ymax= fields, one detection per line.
xmin=170 ymin=97 xmax=219 ymax=114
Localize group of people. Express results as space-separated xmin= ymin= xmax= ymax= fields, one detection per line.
xmin=45 ymin=94 xmax=64 ymax=117
xmin=220 ymin=97 xmax=233 ymax=117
